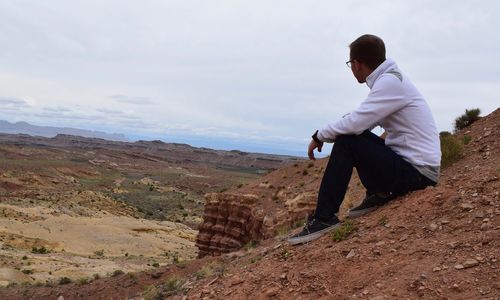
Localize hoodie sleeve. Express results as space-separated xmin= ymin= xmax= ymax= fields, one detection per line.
xmin=317 ymin=74 xmax=410 ymax=142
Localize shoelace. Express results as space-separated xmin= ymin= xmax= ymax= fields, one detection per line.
xmin=304 ymin=217 xmax=316 ymax=230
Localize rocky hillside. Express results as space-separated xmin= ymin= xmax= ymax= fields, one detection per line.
xmin=0 ymin=133 xmax=303 ymax=170
xmin=0 ymin=108 xmax=498 ymax=299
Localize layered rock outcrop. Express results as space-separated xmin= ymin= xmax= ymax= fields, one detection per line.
xmin=195 ymin=191 xmax=319 ymax=257
xmin=196 ymin=193 xmax=265 ymax=257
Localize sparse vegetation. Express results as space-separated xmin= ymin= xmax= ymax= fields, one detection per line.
xmin=243 ymin=240 xmax=259 ymax=251
xmin=21 ymin=269 xmax=33 ymax=275
xmin=440 ymin=131 xmax=464 ymax=168
xmin=462 ymin=135 xmax=472 ymax=145
xmin=378 ymin=215 xmax=388 ymax=226
xmin=280 ymin=248 xmax=292 ymax=260
xmin=94 ymin=249 xmax=105 ymax=257
xmin=454 ymin=108 xmax=481 ymax=132
xmin=144 ymin=276 xmax=186 ymax=300
xmin=59 ymin=277 xmax=72 ymax=285
xmin=302 ymin=169 xmax=308 ymax=176
xmin=293 ymin=219 xmax=305 ymax=229
xmin=112 ymin=269 xmax=125 ymax=277
xmin=31 ymin=246 xmax=50 ymax=254
xmin=250 ymin=254 xmax=263 ymax=263
xmin=275 ymin=226 xmax=289 ymax=236
xmin=195 ymin=262 xmax=226 ymax=279
xmin=331 ymin=219 xmax=356 ymax=242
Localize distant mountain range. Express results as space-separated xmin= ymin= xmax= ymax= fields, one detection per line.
xmin=0 ymin=120 xmax=128 ymax=142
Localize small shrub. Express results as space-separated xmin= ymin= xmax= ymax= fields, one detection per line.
xmin=302 ymin=169 xmax=308 ymax=176
xmin=271 ymin=194 xmax=279 ymax=202
xmin=31 ymin=246 xmax=50 ymax=254
xmin=161 ymin=276 xmax=186 ymax=297
xmin=293 ymin=219 xmax=305 ymax=229
xmin=243 ymin=240 xmax=259 ymax=251
xmin=331 ymin=219 xmax=356 ymax=242
xmin=275 ymin=226 xmax=289 ymax=236
xmin=59 ymin=277 xmax=72 ymax=285
xmin=152 ymin=262 xmax=160 ymax=268
xmin=378 ymin=215 xmax=388 ymax=226
xmin=93 ymin=273 xmax=100 ymax=280
xmin=94 ymin=249 xmax=104 ymax=257
xmin=112 ymin=270 xmax=124 ymax=277
xmin=462 ymin=135 xmax=472 ymax=145
xmin=299 ymin=182 xmax=305 ymax=187
xmin=280 ymin=248 xmax=292 ymax=260
xmin=250 ymin=255 xmax=263 ymax=263
xmin=440 ymin=133 xmax=464 ymax=168
xmin=195 ymin=265 xmax=213 ymax=279
xmin=454 ymin=108 xmax=481 ymax=132
xmin=237 ymin=183 xmax=243 ymax=188
xmin=22 ymin=269 xmax=33 ymax=275
xmin=78 ymin=278 xmax=89 ymax=285
xmin=307 ymin=162 xmax=314 ymax=168
xmin=171 ymin=252 xmax=180 ymax=264
xmin=22 ymin=255 xmax=28 ymax=260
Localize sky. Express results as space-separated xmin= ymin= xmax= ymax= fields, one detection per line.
xmin=0 ymin=1 xmax=498 ymax=156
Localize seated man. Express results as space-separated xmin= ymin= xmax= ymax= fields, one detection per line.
xmin=288 ymin=34 xmax=441 ymax=245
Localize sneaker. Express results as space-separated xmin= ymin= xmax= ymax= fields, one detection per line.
xmin=287 ymin=215 xmax=340 ymax=245
xmin=347 ymin=193 xmax=394 ymax=218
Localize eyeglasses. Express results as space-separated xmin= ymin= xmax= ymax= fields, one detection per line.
xmin=346 ymin=60 xmax=354 ymax=68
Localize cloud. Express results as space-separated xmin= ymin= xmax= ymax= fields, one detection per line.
xmin=96 ymin=107 xmax=124 ymax=114
xmin=42 ymin=106 xmax=72 ymax=112
xmin=108 ymin=95 xmax=154 ymax=105
xmin=0 ymin=97 xmax=30 ymax=110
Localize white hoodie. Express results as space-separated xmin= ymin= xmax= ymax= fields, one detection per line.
xmin=317 ymin=58 xmax=441 ymax=182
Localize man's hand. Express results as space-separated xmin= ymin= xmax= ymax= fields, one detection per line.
xmin=308 ymin=139 xmax=323 ymax=161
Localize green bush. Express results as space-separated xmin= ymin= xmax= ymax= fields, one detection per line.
xmin=144 ymin=276 xmax=186 ymax=300
xmin=31 ymin=246 xmax=50 ymax=254
xmin=454 ymin=108 xmax=481 ymax=132
xmin=112 ymin=270 xmax=124 ymax=277
xmin=440 ymin=133 xmax=464 ymax=168
xmin=331 ymin=219 xmax=356 ymax=242
xmin=59 ymin=277 xmax=72 ymax=285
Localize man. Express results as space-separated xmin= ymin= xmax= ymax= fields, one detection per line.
xmin=288 ymin=34 xmax=441 ymax=245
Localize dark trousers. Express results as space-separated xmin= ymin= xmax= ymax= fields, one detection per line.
xmin=315 ymin=130 xmax=436 ymax=221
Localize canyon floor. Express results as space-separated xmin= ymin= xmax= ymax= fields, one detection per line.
xmin=0 ymin=135 xmax=298 ymax=291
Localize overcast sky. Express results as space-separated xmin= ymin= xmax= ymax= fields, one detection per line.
xmin=0 ymin=1 xmax=498 ymax=156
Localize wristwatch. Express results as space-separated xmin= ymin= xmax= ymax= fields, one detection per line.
xmin=312 ymin=130 xmax=322 ymax=143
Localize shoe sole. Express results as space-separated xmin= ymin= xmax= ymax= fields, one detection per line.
xmin=347 ymin=206 xmax=378 ymax=219
xmin=287 ymin=223 xmax=341 ymax=245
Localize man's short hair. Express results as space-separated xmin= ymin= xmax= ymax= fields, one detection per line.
xmin=349 ymin=34 xmax=386 ymax=70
